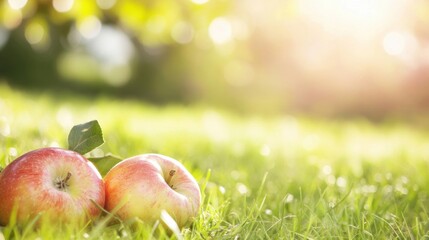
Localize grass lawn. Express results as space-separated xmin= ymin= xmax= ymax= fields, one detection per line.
xmin=1 ymin=83 xmax=429 ymax=239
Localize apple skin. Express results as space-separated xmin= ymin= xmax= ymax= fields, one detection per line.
xmin=104 ymin=154 xmax=201 ymax=228
xmin=0 ymin=147 xmax=105 ymax=226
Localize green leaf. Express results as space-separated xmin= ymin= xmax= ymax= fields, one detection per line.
xmin=68 ymin=120 xmax=104 ymax=155
xmin=88 ymin=154 xmax=123 ymax=176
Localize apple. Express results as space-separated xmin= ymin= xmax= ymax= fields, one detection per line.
xmin=0 ymin=147 xmax=105 ymax=226
xmin=104 ymin=154 xmax=201 ymax=229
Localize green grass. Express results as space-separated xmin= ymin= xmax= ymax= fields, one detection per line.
xmin=1 ymin=83 xmax=429 ymax=239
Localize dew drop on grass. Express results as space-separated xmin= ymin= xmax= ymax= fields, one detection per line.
xmin=399 ymin=176 xmax=409 ymax=184
xmin=395 ymin=184 xmax=408 ymax=195
xmin=382 ymin=185 xmax=393 ymax=194
xmin=336 ymin=177 xmax=347 ymax=188
xmin=219 ymin=186 xmax=226 ymax=194
xmin=321 ymin=165 xmax=332 ymax=175
xmin=8 ymin=147 xmax=17 ymax=157
xmin=264 ymin=209 xmax=272 ymax=215
xmin=283 ymin=193 xmax=294 ymax=203
xmin=236 ymin=183 xmax=248 ymax=195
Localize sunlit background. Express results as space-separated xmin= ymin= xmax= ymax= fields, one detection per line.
xmin=1 ymin=0 xmax=429 ymax=117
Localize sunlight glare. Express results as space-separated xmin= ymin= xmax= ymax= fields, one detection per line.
xmin=299 ymin=0 xmax=399 ymax=39
xmin=383 ymin=31 xmax=418 ymax=57
xmin=7 ymin=0 xmax=27 ymax=10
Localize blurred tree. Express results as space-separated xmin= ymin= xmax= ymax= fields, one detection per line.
xmin=2 ymin=0 xmax=429 ymax=118
xmin=0 ymin=0 xmax=233 ymax=103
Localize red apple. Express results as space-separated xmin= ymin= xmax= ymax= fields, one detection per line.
xmin=104 ymin=154 xmax=201 ymax=229
xmin=0 ymin=147 xmax=105 ymax=226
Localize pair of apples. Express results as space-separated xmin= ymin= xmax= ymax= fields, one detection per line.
xmin=0 ymin=147 xmax=201 ymax=229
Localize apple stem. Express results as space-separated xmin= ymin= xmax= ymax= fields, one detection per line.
xmin=167 ymin=169 xmax=176 ymax=189
xmin=65 ymin=172 xmax=72 ymax=183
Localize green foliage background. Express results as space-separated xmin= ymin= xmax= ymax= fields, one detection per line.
xmin=2 ymin=0 xmax=429 ymax=117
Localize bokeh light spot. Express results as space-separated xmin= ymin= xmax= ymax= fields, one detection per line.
xmin=284 ymin=194 xmax=294 ymax=203
xmin=191 ymin=0 xmax=209 ymax=5
xmin=209 ymin=17 xmax=233 ymax=45
xmin=2 ymin=8 xmax=22 ymax=29
xmin=7 ymin=0 xmax=27 ymax=10
xmin=100 ymin=64 xmax=131 ymax=87
xmin=53 ymin=0 xmax=74 ymax=13
xmin=383 ymin=31 xmax=418 ymax=58
xmin=78 ymin=16 xmax=102 ymax=39
xmin=236 ymin=183 xmax=249 ymax=195
xmin=171 ymin=21 xmax=194 ymax=44
xmin=8 ymin=147 xmax=17 ymax=158
xmin=96 ymin=0 xmax=116 ymax=10
xmin=25 ymin=22 xmax=44 ymax=45
xmin=85 ymin=25 xmax=134 ymax=65
xmin=336 ymin=177 xmax=347 ymax=188
xmin=383 ymin=32 xmax=406 ymax=56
